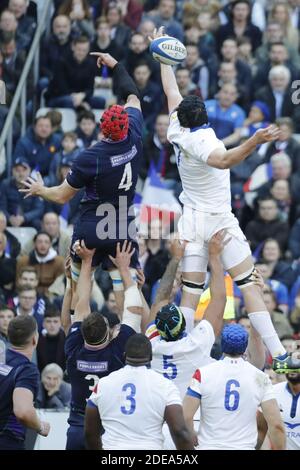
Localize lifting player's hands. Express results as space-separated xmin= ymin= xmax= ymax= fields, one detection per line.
xmin=251 ymin=268 xmax=265 ymax=291
xmin=208 ymin=230 xmax=231 ymax=257
xmin=136 ymin=268 xmax=145 ymax=291
xmin=19 ymin=172 xmax=44 ymax=198
xmin=37 ymin=421 xmax=50 ymax=437
xmin=65 ymin=253 xmax=72 ymax=280
xmin=109 ymin=240 xmax=135 ymax=272
xmin=73 ymin=240 xmax=95 ymax=262
xmin=90 ymin=52 xmax=118 ymax=69
xmin=253 ymin=125 xmax=281 ymax=145
xmin=169 ymin=238 xmax=187 ymax=261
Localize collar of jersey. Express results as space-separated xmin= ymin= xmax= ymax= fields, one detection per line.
xmin=190 ymin=123 xmax=211 ymax=132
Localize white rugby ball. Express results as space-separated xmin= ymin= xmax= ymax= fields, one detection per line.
xmin=150 ymin=36 xmax=186 ymax=66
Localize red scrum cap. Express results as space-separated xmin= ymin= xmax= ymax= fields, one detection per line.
xmin=100 ymin=105 xmax=129 ymax=141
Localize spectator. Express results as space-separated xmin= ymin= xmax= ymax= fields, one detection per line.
xmin=0 ymin=233 xmax=16 ymax=297
xmin=36 ymin=363 xmax=71 ymax=409
xmin=22 ymin=212 xmax=71 ymax=259
xmin=0 ymin=9 xmax=29 ymax=51
xmin=269 ymin=1 xmax=299 ymax=49
xmin=37 ymin=308 xmax=66 ymax=373
xmin=0 ymin=32 xmax=30 ymax=105
xmin=148 ymin=0 xmax=184 ymax=42
xmin=237 ymin=36 xmax=256 ymax=72
xmin=245 ymin=197 xmax=289 ymax=251
xmin=257 ymin=153 xmax=300 ymax=213
xmin=255 ymin=65 xmax=300 ymax=129
xmin=263 ymin=287 xmax=293 ymax=339
xmin=290 ymin=288 xmax=300 ymax=333
xmin=104 ymin=0 xmax=143 ymax=31
xmin=254 ymin=42 xmax=300 ymax=90
xmin=289 ymin=218 xmax=300 ymax=259
xmin=255 ymin=20 xmax=300 ymax=68
xmin=262 ymin=117 xmax=300 ymax=173
xmin=215 ymin=61 xmax=250 ymax=109
xmin=76 ymin=111 xmax=98 ymax=149
xmin=139 ymin=18 xmax=157 ymax=39
xmin=260 ymin=238 xmax=298 ymax=289
xmin=219 ymin=37 xmax=252 ymax=102
xmin=140 ymin=114 xmax=180 ymax=194
xmin=8 ymin=0 xmax=36 ymax=50
xmin=133 ymin=62 xmax=162 ymax=131
xmin=47 ymin=133 xmax=79 ymax=187
xmin=280 ymin=335 xmax=298 ymax=354
xmin=17 ymin=231 xmax=65 ymax=296
xmin=46 ymin=36 xmax=105 ymax=110
xmin=13 ymin=116 xmax=61 ymax=179
xmin=241 ymin=101 xmax=270 ymax=138
xmin=181 ymin=43 xmax=210 ymax=100
xmin=15 ymin=285 xmax=44 ymax=332
xmin=92 ymin=16 xmax=124 ymax=67
xmin=40 ymin=15 xmax=73 ymax=84
xmin=0 ymin=306 xmax=15 ymax=345
xmin=196 ymin=10 xmax=217 ymax=60
xmin=215 ymin=0 xmax=262 ymax=51
xmin=122 ymin=32 xmax=159 ymax=81
xmin=270 ymin=179 xmax=292 ymax=224
xmin=58 ymin=0 xmax=95 ymax=40
xmin=46 ymin=110 xmax=64 ymax=144
xmin=0 ymin=158 xmax=44 ymax=230
xmin=0 ymin=211 xmax=20 ymax=258
xmin=255 ymin=262 xmax=289 ymax=316
xmin=205 ymin=83 xmax=246 ymax=146
xmin=174 ymin=66 xmax=202 ymax=99
xmin=106 ymin=3 xmax=131 ymax=51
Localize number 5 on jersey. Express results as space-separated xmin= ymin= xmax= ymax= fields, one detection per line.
xmin=118 ymin=162 xmax=133 ymax=191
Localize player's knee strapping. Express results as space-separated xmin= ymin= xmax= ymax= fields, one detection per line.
xmin=182 ymin=278 xmax=204 ymax=297
xmin=109 ymin=269 xmax=137 ymax=291
xmin=233 ymin=267 xmax=256 ymax=289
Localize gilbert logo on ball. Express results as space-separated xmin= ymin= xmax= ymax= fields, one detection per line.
xmin=150 ymin=36 xmax=187 ymax=66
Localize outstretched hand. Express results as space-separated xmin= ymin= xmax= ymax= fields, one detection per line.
xmin=109 ymin=240 xmax=135 ymax=271
xmin=254 ymin=125 xmax=280 ymax=145
xmin=148 ymin=26 xmax=166 ymax=42
xmin=19 ymin=172 xmax=44 ymax=199
xmin=90 ymin=52 xmax=118 ymax=69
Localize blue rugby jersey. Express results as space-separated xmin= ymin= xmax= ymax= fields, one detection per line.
xmin=65 ymin=322 xmax=135 ymax=422
xmin=0 ymin=349 xmax=39 ymax=440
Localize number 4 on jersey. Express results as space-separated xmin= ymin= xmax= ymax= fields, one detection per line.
xmin=118 ymin=162 xmax=133 ymax=191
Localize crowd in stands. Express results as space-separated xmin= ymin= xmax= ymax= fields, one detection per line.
xmin=0 ymin=0 xmax=300 ymax=415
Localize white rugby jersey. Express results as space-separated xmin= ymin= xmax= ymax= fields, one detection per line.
xmin=146 ymin=319 xmax=215 ymax=399
xmin=187 ymin=356 xmax=275 ymax=450
xmin=273 ymin=381 xmax=300 ymax=450
xmin=167 ymin=112 xmax=231 ymax=213
xmin=88 ymin=365 xmax=181 ymax=450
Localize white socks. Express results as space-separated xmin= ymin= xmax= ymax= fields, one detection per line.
xmin=180 ymin=306 xmax=195 ymax=333
xmin=248 ymin=311 xmax=286 ymax=358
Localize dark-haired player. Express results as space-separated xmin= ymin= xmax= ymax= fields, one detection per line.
xmin=20 ymin=52 xmax=143 ymax=310
xmin=62 ymin=240 xmax=143 ymax=450
xmin=0 ymin=316 xmax=50 ymax=450
xmin=150 ymin=27 xmax=300 ymax=373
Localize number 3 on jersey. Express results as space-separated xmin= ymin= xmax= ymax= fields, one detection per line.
xmin=121 ymin=383 xmax=136 ymax=415
xmin=118 ymin=162 xmax=132 ymax=191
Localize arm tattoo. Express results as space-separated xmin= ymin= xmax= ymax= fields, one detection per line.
xmin=155 ymin=258 xmax=180 ymax=304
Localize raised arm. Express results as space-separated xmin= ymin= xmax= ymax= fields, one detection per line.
xmin=261 ymin=399 xmax=286 ymax=450
xmin=207 ymin=125 xmax=280 ymax=170
xmin=202 ymin=231 xmax=228 ymax=336
xmin=90 ymin=52 xmax=141 ymax=111
xmin=150 ymin=28 xmax=182 ymax=113
xmin=148 ymin=239 xmax=186 ymax=324
xmin=73 ymin=241 xmax=95 ymax=322
xmin=19 ymin=173 xmax=78 ymax=204
xmin=61 ymin=254 xmax=73 ymax=335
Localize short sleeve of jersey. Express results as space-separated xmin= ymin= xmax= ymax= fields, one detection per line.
xmin=65 ymin=322 xmax=84 ymax=356
xmin=191 ymin=130 xmax=226 ymax=163
xmin=66 ymin=149 xmax=92 ymax=189
xmin=260 ymin=373 xmax=276 ymax=403
xmin=15 ymin=363 xmax=40 ymax=398
xmin=186 ymin=369 xmax=203 ymax=400
xmin=165 ymin=380 xmax=182 ymax=406
xmin=167 ymin=111 xmax=181 ymax=143
xmin=127 ymin=107 xmax=143 ymax=139
xmin=188 ymin=319 xmax=215 ymax=356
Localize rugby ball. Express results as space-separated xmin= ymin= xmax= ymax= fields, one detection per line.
xmin=150 ymin=36 xmax=186 ymax=66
